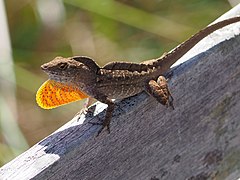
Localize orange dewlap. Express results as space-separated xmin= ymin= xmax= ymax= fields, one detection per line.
xmin=36 ymin=79 xmax=88 ymax=109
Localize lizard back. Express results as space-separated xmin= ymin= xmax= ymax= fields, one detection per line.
xmin=103 ymin=61 xmax=148 ymax=73
xmin=96 ymin=67 xmax=159 ymax=99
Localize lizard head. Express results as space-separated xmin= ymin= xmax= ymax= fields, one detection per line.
xmin=41 ymin=56 xmax=99 ymax=85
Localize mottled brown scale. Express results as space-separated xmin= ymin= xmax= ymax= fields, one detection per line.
xmin=103 ymin=61 xmax=148 ymax=73
xmin=96 ymin=68 xmax=152 ymax=99
xmin=39 ymin=16 xmax=240 ymax=136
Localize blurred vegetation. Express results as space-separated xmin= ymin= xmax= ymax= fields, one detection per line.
xmin=0 ymin=0 xmax=236 ymax=166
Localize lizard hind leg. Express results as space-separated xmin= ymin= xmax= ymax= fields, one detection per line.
xmin=145 ymin=76 xmax=174 ymax=109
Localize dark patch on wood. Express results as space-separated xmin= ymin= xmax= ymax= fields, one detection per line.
xmin=159 ymin=168 xmax=169 ymax=178
xmin=187 ymin=172 xmax=210 ymax=180
xmin=203 ymin=149 xmax=223 ymax=167
xmin=150 ymin=176 xmax=160 ymax=180
xmin=173 ymin=154 xmax=181 ymax=163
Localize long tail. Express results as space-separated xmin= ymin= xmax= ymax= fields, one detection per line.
xmin=148 ymin=16 xmax=240 ymax=72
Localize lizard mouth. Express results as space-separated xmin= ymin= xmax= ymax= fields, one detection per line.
xmin=40 ymin=67 xmax=75 ymax=84
xmin=48 ymin=74 xmax=69 ymax=83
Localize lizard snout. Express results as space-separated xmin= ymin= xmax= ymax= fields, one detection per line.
xmin=41 ymin=64 xmax=48 ymax=71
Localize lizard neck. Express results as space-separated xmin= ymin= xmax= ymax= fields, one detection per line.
xmin=145 ymin=16 xmax=240 ymax=72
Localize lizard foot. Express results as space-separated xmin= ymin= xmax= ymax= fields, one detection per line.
xmin=75 ymin=108 xmax=93 ymax=122
xmin=89 ymin=121 xmax=110 ymax=136
xmin=75 ymin=98 xmax=95 ymax=121
xmin=88 ymin=96 xmax=114 ymax=136
xmin=74 ymin=108 xmax=87 ymax=118
xmin=145 ymin=76 xmax=174 ymax=109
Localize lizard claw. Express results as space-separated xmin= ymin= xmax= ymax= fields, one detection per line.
xmin=167 ymin=94 xmax=174 ymax=110
xmin=75 ymin=108 xmax=89 ymax=122
xmin=97 ymin=124 xmax=110 ymax=136
xmin=88 ymin=100 xmax=114 ymax=136
xmin=88 ymin=121 xmax=110 ymax=136
xmin=75 ymin=98 xmax=95 ymax=121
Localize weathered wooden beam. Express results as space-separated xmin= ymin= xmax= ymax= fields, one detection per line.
xmin=1 ymin=5 xmax=240 ymax=180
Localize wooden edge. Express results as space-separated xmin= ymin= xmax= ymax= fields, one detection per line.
xmin=0 ymin=5 xmax=240 ymax=180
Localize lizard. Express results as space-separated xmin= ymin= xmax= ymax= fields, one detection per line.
xmin=36 ymin=16 xmax=240 ymax=135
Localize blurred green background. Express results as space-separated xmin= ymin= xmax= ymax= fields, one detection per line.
xmin=0 ymin=0 xmax=238 ymax=166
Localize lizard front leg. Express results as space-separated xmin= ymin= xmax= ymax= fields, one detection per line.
xmin=145 ymin=76 xmax=174 ymax=109
xmin=75 ymin=97 xmax=95 ymax=119
xmin=90 ymin=93 xmax=115 ymax=136
xmin=81 ymin=97 xmax=95 ymax=114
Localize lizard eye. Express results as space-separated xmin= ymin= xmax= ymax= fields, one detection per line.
xmin=59 ymin=63 xmax=68 ymax=70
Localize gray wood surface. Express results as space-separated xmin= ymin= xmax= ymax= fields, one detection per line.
xmin=1 ymin=5 xmax=240 ymax=180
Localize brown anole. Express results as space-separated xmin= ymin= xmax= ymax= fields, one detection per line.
xmin=36 ymin=16 xmax=240 ymax=135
